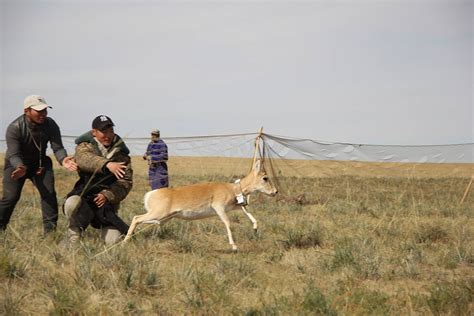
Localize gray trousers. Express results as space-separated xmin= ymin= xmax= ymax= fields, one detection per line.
xmin=0 ymin=157 xmax=58 ymax=233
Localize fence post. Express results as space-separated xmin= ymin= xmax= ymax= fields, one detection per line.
xmin=460 ymin=175 xmax=473 ymax=205
xmin=251 ymin=127 xmax=264 ymax=170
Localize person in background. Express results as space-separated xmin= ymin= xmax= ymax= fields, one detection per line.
xmin=143 ymin=129 xmax=169 ymax=190
xmin=0 ymin=95 xmax=77 ymax=234
xmin=62 ymin=115 xmax=132 ymax=244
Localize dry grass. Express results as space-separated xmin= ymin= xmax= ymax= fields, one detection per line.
xmin=0 ymin=155 xmax=473 ymax=314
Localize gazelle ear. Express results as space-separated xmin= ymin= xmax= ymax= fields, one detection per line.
xmin=253 ymin=159 xmax=261 ymax=173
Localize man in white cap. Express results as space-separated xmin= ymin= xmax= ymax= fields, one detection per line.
xmin=0 ymin=95 xmax=77 ymax=234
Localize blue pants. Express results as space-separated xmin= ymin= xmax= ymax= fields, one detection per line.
xmin=149 ymin=163 xmax=168 ymax=190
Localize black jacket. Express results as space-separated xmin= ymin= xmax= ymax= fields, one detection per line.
xmin=4 ymin=115 xmax=67 ymax=169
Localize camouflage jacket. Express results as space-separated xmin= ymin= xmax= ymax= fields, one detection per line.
xmin=70 ymin=131 xmax=133 ymax=205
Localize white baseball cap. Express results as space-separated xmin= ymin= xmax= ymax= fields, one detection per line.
xmin=23 ymin=95 xmax=52 ymax=111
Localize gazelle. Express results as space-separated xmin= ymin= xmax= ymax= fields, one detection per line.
xmin=124 ymin=159 xmax=277 ymax=250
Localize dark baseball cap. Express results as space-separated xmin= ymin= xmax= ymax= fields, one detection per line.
xmin=92 ymin=115 xmax=115 ymax=131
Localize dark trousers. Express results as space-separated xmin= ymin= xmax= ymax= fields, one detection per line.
xmin=69 ymin=197 xmax=129 ymax=235
xmin=0 ymin=157 xmax=58 ymax=232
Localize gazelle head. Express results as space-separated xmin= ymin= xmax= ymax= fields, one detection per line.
xmin=247 ymin=159 xmax=278 ymax=196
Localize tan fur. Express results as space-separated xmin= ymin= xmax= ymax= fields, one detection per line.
xmin=124 ymin=160 xmax=277 ymax=250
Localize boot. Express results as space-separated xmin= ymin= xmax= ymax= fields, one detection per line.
xmin=68 ymin=227 xmax=82 ymax=244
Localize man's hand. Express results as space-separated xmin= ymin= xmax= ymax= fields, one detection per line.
xmin=11 ymin=165 xmax=26 ymax=180
xmin=62 ymin=156 xmax=78 ymax=172
xmin=94 ymin=193 xmax=107 ymax=208
xmin=106 ymin=162 xmax=127 ymax=179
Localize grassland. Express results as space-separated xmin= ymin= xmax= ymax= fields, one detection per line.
xmin=0 ymin=155 xmax=473 ymax=314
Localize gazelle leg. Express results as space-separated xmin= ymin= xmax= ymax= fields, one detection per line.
xmin=215 ymin=207 xmax=237 ymax=251
xmin=124 ymin=214 xmax=147 ymax=242
xmin=123 ymin=212 xmax=178 ymax=242
xmin=241 ymin=206 xmax=258 ymax=231
xmin=142 ymin=212 xmax=177 ymax=225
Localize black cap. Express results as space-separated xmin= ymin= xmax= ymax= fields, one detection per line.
xmin=92 ymin=115 xmax=115 ymax=131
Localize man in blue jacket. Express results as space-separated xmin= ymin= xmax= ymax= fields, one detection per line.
xmin=143 ymin=129 xmax=168 ymax=190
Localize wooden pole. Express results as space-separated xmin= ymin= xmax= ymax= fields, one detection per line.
xmin=247 ymin=127 xmax=264 ymax=204
xmin=460 ymin=175 xmax=473 ymax=205
xmin=251 ymin=127 xmax=264 ymax=170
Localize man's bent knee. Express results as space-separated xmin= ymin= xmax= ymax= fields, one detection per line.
xmin=63 ymin=195 xmax=82 ymax=219
xmin=101 ymin=227 xmax=122 ymax=245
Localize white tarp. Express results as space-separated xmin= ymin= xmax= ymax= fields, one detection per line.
xmin=263 ymin=134 xmax=473 ymax=164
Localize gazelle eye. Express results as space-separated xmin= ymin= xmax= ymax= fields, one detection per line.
xmin=263 ymin=176 xmax=268 ymax=181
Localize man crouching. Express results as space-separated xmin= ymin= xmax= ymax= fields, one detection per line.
xmin=63 ymin=115 xmax=132 ymax=245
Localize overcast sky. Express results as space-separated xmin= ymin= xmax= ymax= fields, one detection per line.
xmin=1 ymin=0 xmax=472 ymax=145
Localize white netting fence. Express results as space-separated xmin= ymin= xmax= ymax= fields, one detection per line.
xmin=0 ymin=132 xmax=473 ymax=202
xmin=2 ymin=131 xmax=472 ymax=181
xmin=1 ymin=132 xmax=473 ymax=164
xmin=2 ymin=132 xmax=471 ymax=163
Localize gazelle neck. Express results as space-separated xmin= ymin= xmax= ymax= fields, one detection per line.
xmin=238 ymin=173 xmax=255 ymax=195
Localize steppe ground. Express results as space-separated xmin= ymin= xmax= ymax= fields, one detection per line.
xmin=0 ymin=154 xmax=473 ymax=314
